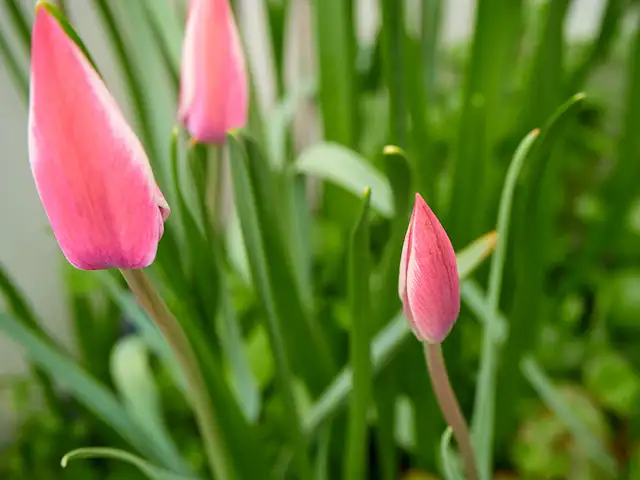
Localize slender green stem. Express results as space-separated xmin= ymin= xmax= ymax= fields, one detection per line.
xmin=424 ymin=342 xmax=478 ymax=480
xmin=120 ymin=269 xmax=231 ymax=480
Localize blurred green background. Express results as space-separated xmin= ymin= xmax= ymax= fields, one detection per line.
xmin=1 ymin=0 xmax=640 ymax=479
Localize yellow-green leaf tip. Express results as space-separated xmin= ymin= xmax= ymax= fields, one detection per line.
xmin=383 ymin=145 xmax=405 ymax=156
xmin=363 ymin=186 xmax=372 ymax=200
xmin=34 ymin=0 xmax=51 ymax=12
xmin=574 ymin=92 xmax=587 ymax=101
xmin=60 ymin=455 xmax=69 ymax=468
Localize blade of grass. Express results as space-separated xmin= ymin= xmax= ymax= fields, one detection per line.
xmin=440 ymin=427 xmax=464 ymax=480
xmin=521 ymin=356 xmax=618 ymax=476
xmin=227 ymin=131 xmax=313 ymax=479
xmin=380 ymin=0 xmax=406 ymax=148
xmin=0 ymin=262 xmax=62 ymax=415
xmin=92 ymin=0 xmax=157 ymax=163
xmin=120 ymin=269 xmax=240 ymax=480
xmin=0 ymin=313 xmax=171 ymax=467
xmin=0 ymin=27 xmax=28 ymax=103
xmin=421 ymin=0 xmax=443 ymax=104
xmin=496 ymin=93 xmax=586 ymax=449
xmin=343 ymin=188 xmax=373 ymax=480
xmin=4 ymin=0 xmax=31 ymax=54
xmin=566 ymin=0 xmax=625 ymax=94
xmin=447 ymin=0 xmax=523 ymax=248
xmin=110 ymin=336 xmax=192 ymax=475
xmin=460 ymin=280 xmax=507 ymax=342
xmin=229 ymin=131 xmax=335 ymax=394
xmin=313 ymin=0 xmax=357 ymax=147
xmin=583 ymin=20 xmax=640 ymax=262
xmin=471 ymin=129 xmax=540 ymax=480
xmin=304 ymin=231 xmax=497 ymax=436
xmin=61 ymin=448 xmax=198 ymax=480
xmin=371 ymin=146 xmax=412 ymax=479
xmin=520 ymin=0 xmax=570 ymax=129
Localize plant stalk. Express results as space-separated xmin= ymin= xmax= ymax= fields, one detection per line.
xmin=424 ymin=342 xmax=478 ymax=480
xmin=120 ymin=268 xmax=231 ymax=480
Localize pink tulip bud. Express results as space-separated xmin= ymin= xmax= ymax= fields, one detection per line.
xmin=399 ymin=194 xmax=460 ymax=343
xmin=179 ymin=0 xmax=248 ymax=144
xmin=28 ymin=6 xmax=170 ymax=270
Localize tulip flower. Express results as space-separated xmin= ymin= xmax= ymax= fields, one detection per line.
xmin=28 ymin=6 xmax=169 ymax=270
xmin=179 ymin=0 xmax=248 ymax=144
xmin=398 ymin=193 xmax=460 ymax=343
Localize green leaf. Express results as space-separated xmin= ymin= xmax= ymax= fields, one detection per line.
xmin=140 ymin=0 xmax=182 ymax=88
xmin=266 ymin=78 xmax=317 ymax=168
xmin=440 ymin=427 xmax=464 ymax=480
xmin=215 ymin=273 xmax=261 ymax=422
xmin=344 ymin=189 xmax=373 ymax=480
xmin=447 ymin=0 xmax=523 ymax=247
xmin=380 ymin=0 xmax=406 ymax=147
xmin=5 ymin=0 xmax=31 ymax=53
xmin=0 ymin=263 xmax=61 ymax=414
xmin=228 ymin=131 xmax=335 ymax=395
xmin=471 ymin=129 xmax=540 ymax=480
xmin=0 ymin=313 xmax=173 ymax=469
xmin=497 ymin=92 xmax=586 ymax=449
xmin=313 ymin=0 xmax=358 ymax=147
xmin=566 ymin=0 xmax=624 ymax=94
xmin=521 ymin=356 xmax=618 ymax=476
xmin=294 ymin=142 xmax=394 ymax=217
xmin=0 ymin=26 xmax=28 ymax=103
xmin=61 ymin=448 xmax=198 ymax=480
xmin=227 ymin=131 xmax=313 ymax=479
xmin=460 ymin=280 xmax=507 ymax=343
xmin=110 ymin=336 xmax=191 ymax=475
xmin=304 ymin=231 xmax=497 ymax=435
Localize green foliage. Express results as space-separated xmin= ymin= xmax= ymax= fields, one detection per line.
xmin=1 ymin=1 xmax=639 ymax=479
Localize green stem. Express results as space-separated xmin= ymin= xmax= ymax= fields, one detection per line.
xmin=424 ymin=342 xmax=478 ymax=480
xmin=120 ymin=269 xmax=232 ymax=480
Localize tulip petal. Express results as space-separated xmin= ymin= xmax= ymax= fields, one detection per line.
xmin=179 ymin=0 xmax=248 ymax=144
xmin=405 ymin=194 xmax=460 ymax=343
xmin=398 ymin=207 xmax=415 ymax=299
xmin=28 ymin=8 xmax=169 ymax=270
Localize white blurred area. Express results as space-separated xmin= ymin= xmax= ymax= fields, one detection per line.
xmin=0 ymin=0 xmax=607 ymax=443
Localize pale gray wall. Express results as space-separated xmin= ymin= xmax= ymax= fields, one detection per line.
xmin=0 ymin=0 xmax=605 ymax=443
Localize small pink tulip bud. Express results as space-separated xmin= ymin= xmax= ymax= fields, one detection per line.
xmin=28 ymin=6 xmax=170 ymax=270
xmin=179 ymin=0 xmax=249 ymax=144
xmin=398 ymin=194 xmax=460 ymax=343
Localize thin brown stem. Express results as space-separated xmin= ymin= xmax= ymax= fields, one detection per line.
xmin=424 ymin=342 xmax=478 ymax=480
xmin=120 ymin=268 xmax=231 ymax=480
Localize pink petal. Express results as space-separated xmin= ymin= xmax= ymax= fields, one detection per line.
xmin=404 ymin=194 xmax=460 ymax=343
xmin=179 ymin=0 xmax=248 ymax=144
xmin=398 ymin=207 xmax=415 ymax=299
xmin=28 ymin=8 xmax=169 ymax=270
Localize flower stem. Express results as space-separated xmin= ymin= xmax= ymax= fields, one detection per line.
xmin=120 ymin=268 xmax=231 ymax=480
xmin=424 ymin=342 xmax=478 ymax=480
